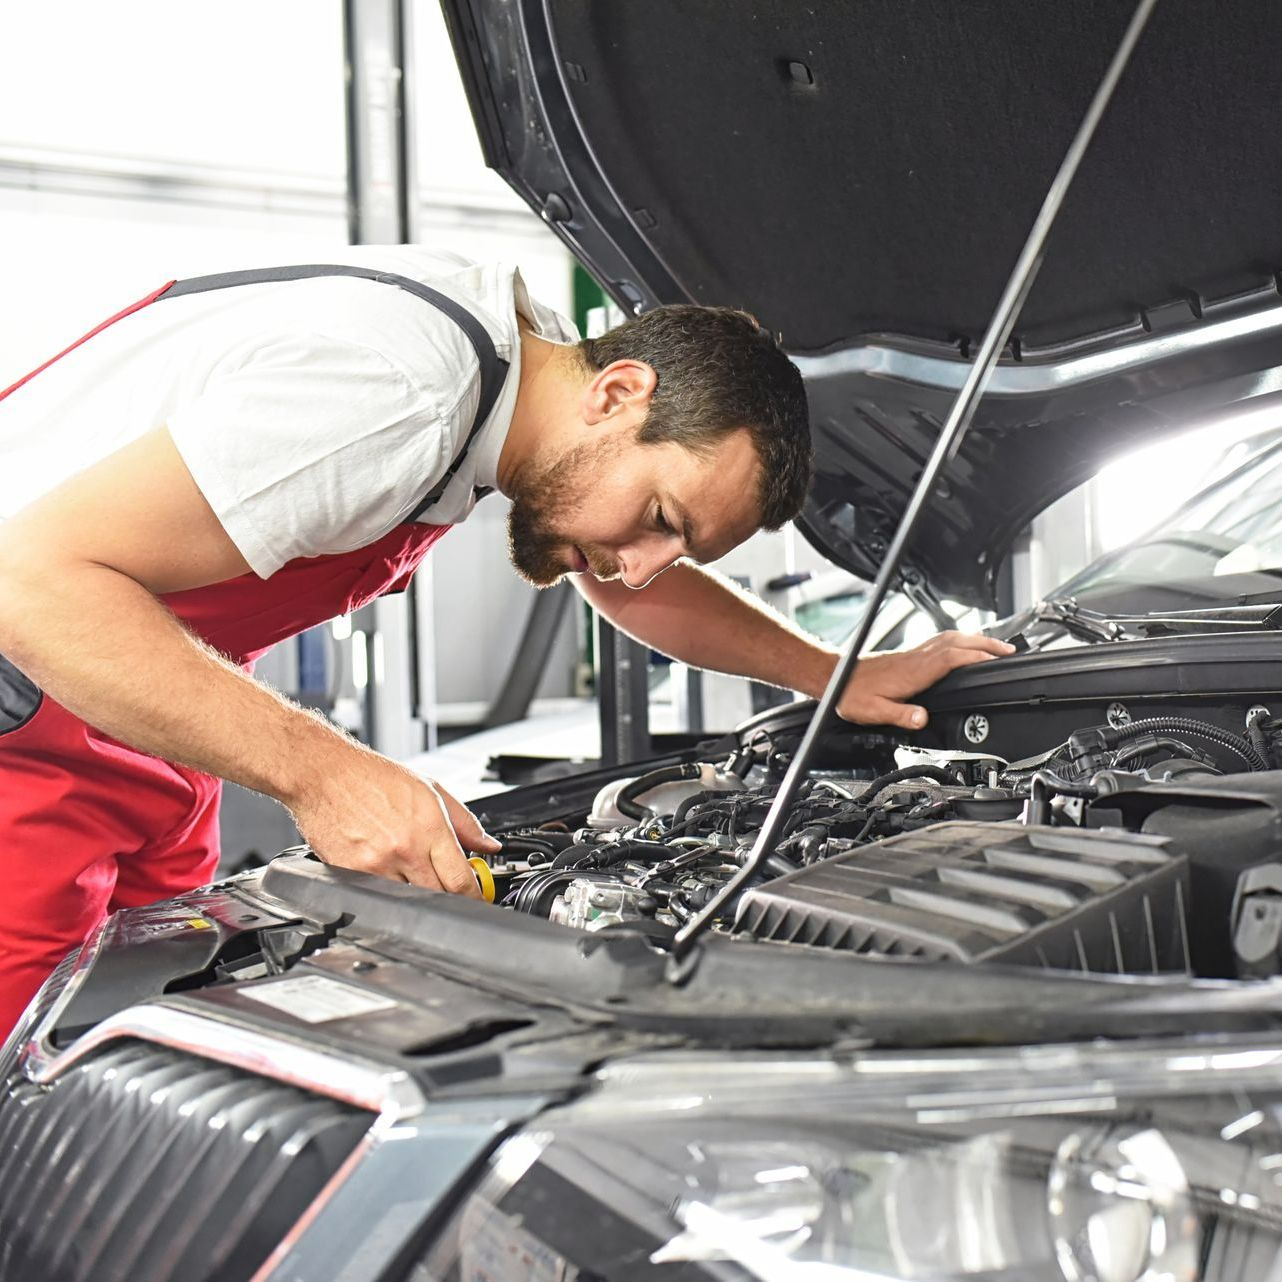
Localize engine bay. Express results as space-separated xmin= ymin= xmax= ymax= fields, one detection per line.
xmin=478 ymin=700 xmax=1282 ymax=983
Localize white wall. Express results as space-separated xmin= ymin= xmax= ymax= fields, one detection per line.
xmin=0 ymin=0 xmax=581 ymax=734
xmin=0 ymin=1 xmax=349 ymax=381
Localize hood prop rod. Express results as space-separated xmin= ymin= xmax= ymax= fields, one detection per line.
xmin=669 ymin=0 xmax=1159 ymax=970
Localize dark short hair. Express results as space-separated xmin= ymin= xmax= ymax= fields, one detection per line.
xmin=578 ymin=305 xmax=811 ymax=529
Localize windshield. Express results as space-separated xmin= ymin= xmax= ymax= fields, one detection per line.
xmin=1054 ymin=428 xmax=1282 ymax=604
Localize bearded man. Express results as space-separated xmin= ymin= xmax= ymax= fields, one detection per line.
xmin=0 ymin=246 xmax=1011 ymax=1035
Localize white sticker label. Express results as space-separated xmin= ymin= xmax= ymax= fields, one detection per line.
xmin=241 ymin=974 xmax=397 ymax=1023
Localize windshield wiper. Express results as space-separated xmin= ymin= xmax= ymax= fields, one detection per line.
xmin=1036 ymin=595 xmax=1282 ymax=642
xmin=1033 ymin=596 xmax=1131 ymax=642
xmin=1106 ymin=602 xmax=1282 ymax=636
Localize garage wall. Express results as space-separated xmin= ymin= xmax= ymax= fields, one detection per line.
xmin=0 ymin=0 xmax=581 ymax=737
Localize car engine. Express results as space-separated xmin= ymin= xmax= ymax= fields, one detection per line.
xmin=481 ymin=704 xmax=1282 ymax=981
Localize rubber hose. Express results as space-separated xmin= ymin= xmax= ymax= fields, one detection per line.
xmin=670 ymin=788 xmax=734 ymax=833
xmin=549 ymin=844 xmax=600 ymax=870
xmin=1109 ymin=716 xmax=1268 ymax=772
xmin=615 ymin=762 xmax=701 ymax=819
xmin=852 ymin=765 xmax=957 ymax=806
xmin=1110 ymin=736 xmax=1201 ymax=770
xmin=764 ymin=853 xmax=800 ymax=879
xmin=498 ymin=835 xmax=566 ymax=859
xmin=1027 ymin=769 xmax=1101 ymax=824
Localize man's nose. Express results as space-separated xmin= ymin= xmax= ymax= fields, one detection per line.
xmin=619 ymin=537 xmax=682 ymax=589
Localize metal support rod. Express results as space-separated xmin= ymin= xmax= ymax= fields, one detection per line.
xmin=671 ymin=0 xmax=1159 ymax=964
xmin=597 ymin=616 xmax=651 ymax=766
xmin=344 ymin=0 xmax=420 ymax=753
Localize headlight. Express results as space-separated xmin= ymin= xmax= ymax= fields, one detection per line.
xmin=414 ymin=1042 xmax=1282 ymax=1281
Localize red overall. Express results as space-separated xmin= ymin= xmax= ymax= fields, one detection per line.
xmin=0 ymin=266 xmax=502 ymax=1038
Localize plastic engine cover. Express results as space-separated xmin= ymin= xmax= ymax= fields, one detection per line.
xmin=734 ymin=822 xmax=1189 ymax=974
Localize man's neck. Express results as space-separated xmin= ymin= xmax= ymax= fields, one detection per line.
xmin=497 ymin=325 xmax=577 ymax=496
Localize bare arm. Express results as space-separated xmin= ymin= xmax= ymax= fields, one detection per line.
xmin=574 ymin=561 xmax=1014 ymax=730
xmin=0 ymin=428 xmax=496 ymax=893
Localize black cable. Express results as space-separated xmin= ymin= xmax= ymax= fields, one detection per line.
xmin=1248 ymin=709 xmax=1272 ymax=765
xmin=1110 ymin=716 xmax=1268 ymax=772
xmin=852 ymin=813 xmax=879 ymax=844
xmin=852 ymin=765 xmax=957 ymax=806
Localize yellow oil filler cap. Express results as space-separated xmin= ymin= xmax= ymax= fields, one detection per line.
xmin=468 ymin=856 xmax=496 ymax=903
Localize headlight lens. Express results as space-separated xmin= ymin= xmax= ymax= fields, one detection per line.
xmin=413 ymin=1043 xmax=1282 ymax=1281
xmin=1048 ymin=1126 xmax=1199 ymax=1282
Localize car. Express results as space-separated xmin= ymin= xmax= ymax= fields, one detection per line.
xmin=9 ymin=3 xmax=1282 ymax=1280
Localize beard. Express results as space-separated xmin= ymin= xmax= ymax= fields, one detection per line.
xmin=506 ymin=436 xmax=623 ymax=587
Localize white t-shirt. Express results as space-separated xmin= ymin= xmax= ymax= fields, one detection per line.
xmin=0 ymin=246 xmax=578 ymax=578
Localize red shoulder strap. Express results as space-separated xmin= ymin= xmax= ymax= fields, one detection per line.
xmin=0 ymin=282 xmax=176 ymax=403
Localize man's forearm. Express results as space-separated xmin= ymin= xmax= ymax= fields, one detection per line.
xmin=577 ymin=561 xmax=1016 ymax=731
xmin=0 ymin=556 xmax=350 ymax=806
xmin=577 ymin=561 xmax=839 ymax=697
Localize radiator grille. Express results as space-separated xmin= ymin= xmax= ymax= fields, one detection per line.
xmin=0 ymin=1039 xmax=371 ymax=1282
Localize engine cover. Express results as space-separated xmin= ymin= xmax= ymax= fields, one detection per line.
xmin=734 ymin=822 xmax=1189 ymax=974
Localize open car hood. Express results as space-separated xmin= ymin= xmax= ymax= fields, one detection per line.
xmin=442 ymin=0 xmax=1282 ymax=607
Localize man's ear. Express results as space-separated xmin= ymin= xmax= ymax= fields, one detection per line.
xmin=581 ymin=359 xmax=657 ymax=427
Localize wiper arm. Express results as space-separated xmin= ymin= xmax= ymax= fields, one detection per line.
xmin=1034 ymin=596 xmax=1129 ymax=643
xmin=1106 ymin=602 xmax=1282 ymax=636
xmin=1037 ymin=596 xmax=1282 ymax=640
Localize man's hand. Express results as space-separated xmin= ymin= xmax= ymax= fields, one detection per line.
xmin=575 ymin=564 xmax=1016 ymax=731
xmin=283 ymin=742 xmax=501 ymax=896
xmin=0 ymin=427 xmax=503 ymax=901
xmin=837 ymin=632 xmax=1016 ymax=730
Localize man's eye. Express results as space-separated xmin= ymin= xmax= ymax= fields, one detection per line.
xmin=655 ymin=506 xmax=673 ymax=534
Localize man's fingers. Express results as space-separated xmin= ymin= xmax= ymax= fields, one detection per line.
xmin=415 ymin=783 xmax=484 ymax=898
xmin=432 ymin=779 xmax=502 ymax=853
xmin=926 ymin=632 xmax=1015 ymax=657
xmin=290 ymin=754 xmax=492 ymax=899
xmin=928 ymin=645 xmax=1009 ymax=680
xmin=922 ymin=632 xmax=1014 ymax=656
xmin=961 ymin=635 xmax=1016 ymax=657
xmin=836 ymin=633 xmax=1015 ymax=727
xmin=397 ymin=857 xmax=445 ymax=892
xmin=433 ymin=845 xmax=484 ymax=898
xmin=399 ymin=832 xmax=481 ymax=898
xmin=865 ymin=696 xmax=929 ymax=731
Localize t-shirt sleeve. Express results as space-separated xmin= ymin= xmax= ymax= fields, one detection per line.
xmin=168 ymin=329 xmax=472 ymax=578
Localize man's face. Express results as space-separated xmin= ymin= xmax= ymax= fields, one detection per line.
xmin=507 ymin=426 xmax=763 ymax=588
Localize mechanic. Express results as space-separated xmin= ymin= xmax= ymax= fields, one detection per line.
xmin=0 ymin=246 xmax=1012 ymax=1035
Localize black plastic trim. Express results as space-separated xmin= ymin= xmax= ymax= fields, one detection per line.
xmin=0 ymin=653 xmax=42 ymax=738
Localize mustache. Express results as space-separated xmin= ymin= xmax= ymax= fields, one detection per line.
xmin=580 ymin=546 xmax=621 ymax=580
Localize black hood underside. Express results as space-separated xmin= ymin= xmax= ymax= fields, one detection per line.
xmin=443 ymin=0 xmax=1282 ymax=605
